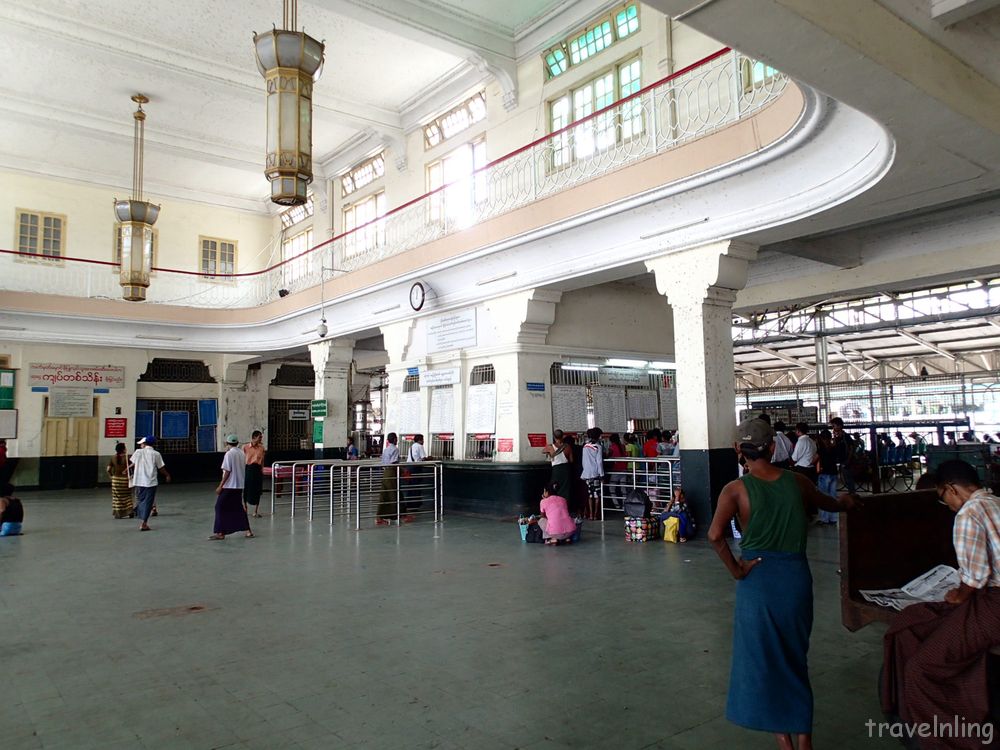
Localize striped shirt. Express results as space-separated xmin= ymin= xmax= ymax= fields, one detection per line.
xmin=953 ymin=488 xmax=1000 ymax=589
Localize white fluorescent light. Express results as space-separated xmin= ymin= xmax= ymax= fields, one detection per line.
xmin=648 ymin=370 xmax=664 ymax=375
xmin=649 ymin=361 xmax=673 ymax=369
xmin=135 ymin=334 xmax=182 ymax=341
xmin=372 ymin=304 xmax=400 ymax=315
xmin=0 ymin=326 xmax=26 ymax=331
xmin=605 ymin=358 xmax=647 ymax=368
xmin=561 ymin=363 xmax=599 ymax=371
xmin=476 ymin=271 xmax=517 ymax=286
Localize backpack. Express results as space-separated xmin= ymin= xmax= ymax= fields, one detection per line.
xmin=623 ymin=488 xmax=652 ymax=518
xmin=524 ymin=523 xmax=544 ymax=543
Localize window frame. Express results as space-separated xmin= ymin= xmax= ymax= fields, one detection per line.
xmin=280 ymin=227 xmax=314 ymax=285
xmin=199 ymin=235 xmax=238 ymax=282
xmin=542 ymin=3 xmax=640 ymax=81
xmin=425 ymin=137 xmax=488 ymax=225
xmin=279 ymin=195 xmax=314 ymax=229
xmin=547 ymin=54 xmax=643 ymax=169
xmin=112 ymin=222 xmax=159 ymax=275
xmin=342 ymin=190 xmax=387 ymax=258
xmin=341 ymin=152 xmax=386 ymax=198
xmin=741 ymin=59 xmax=778 ymax=92
xmin=15 ymin=208 xmax=66 ymax=263
xmin=422 ymin=91 xmax=487 ymax=150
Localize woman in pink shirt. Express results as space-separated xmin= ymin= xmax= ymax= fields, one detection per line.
xmin=538 ymin=483 xmax=576 ymax=545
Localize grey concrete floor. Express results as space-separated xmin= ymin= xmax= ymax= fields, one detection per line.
xmin=0 ymin=484 xmax=898 ymax=750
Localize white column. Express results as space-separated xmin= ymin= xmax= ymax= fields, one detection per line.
xmin=647 ymin=240 xmax=757 ymax=523
xmin=308 ymin=338 xmax=354 ymax=453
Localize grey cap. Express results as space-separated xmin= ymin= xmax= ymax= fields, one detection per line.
xmin=225 ymin=434 xmax=240 ymax=445
xmin=735 ymin=417 xmax=775 ymax=449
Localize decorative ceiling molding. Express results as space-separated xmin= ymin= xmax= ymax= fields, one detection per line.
xmin=399 ymin=60 xmax=494 ymax=133
xmin=312 ymin=0 xmax=519 ymax=112
xmin=514 ymin=0 xmax=623 ymax=59
xmin=0 ymin=1 xmax=403 ymax=134
xmin=0 ymin=154 xmax=270 ymax=215
xmin=0 ymin=90 xmax=262 ymax=169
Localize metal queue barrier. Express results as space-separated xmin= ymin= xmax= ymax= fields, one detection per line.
xmin=268 ymin=459 xmax=443 ymax=527
xmin=599 ymin=456 xmax=681 ymax=520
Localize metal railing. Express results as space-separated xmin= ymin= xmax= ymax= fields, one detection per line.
xmin=0 ymin=49 xmax=787 ymax=307
xmin=600 ymin=455 xmax=681 ymax=520
xmin=268 ymin=459 xmax=443 ymax=528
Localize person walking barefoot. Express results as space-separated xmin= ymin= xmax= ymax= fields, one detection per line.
xmin=209 ymin=434 xmax=254 ymax=540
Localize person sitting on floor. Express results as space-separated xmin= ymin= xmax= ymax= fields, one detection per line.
xmin=0 ymin=483 xmax=24 ymax=536
xmin=538 ymin=482 xmax=576 ymax=546
xmin=881 ymin=459 xmax=1000 ymax=749
xmin=663 ymin=487 xmax=695 ymax=543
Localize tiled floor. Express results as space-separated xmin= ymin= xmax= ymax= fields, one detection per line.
xmin=0 ymin=485 xmax=897 ymax=749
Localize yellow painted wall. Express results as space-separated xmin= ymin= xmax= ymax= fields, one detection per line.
xmin=0 ymin=172 xmax=276 ymax=273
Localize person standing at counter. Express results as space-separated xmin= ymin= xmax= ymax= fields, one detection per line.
xmin=542 ymin=430 xmax=573 ymax=499
xmin=376 ymin=433 xmax=401 ymax=525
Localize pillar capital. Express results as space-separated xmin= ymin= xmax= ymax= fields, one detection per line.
xmin=645 ymin=240 xmax=757 ymax=308
xmin=308 ymin=338 xmax=354 ymax=377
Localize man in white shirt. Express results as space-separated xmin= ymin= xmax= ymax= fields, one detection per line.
xmin=209 ymin=434 xmax=253 ymax=540
xmin=406 ymin=434 xmax=434 ymax=515
xmin=791 ymin=422 xmax=818 ymax=484
xmin=130 ymin=436 xmax=170 ymax=532
xmin=771 ymin=420 xmax=794 ymax=468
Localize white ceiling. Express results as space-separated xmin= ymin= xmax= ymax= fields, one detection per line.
xmin=0 ymin=0 xmax=570 ymax=213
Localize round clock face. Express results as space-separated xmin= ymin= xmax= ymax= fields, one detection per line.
xmin=409 ymin=282 xmax=425 ymax=311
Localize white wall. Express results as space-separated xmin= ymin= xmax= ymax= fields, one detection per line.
xmin=1 ymin=171 xmax=276 ymax=273
xmin=325 ymin=6 xmax=719 ymax=237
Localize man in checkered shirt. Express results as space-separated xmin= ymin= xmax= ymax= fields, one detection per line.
xmin=881 ymin=460 xmax=1000 ymax=748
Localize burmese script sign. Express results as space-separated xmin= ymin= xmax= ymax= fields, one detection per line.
xmin=30 ymin=363 xmax=125 ymax=389
xmin=426 ymin=309 xmax=477 ymax=354
xmin=48 ymin=388 xmax=94 ymax=418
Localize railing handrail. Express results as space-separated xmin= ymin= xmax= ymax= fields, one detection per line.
xmin=0 ymin=47 xmax=739 ymax=280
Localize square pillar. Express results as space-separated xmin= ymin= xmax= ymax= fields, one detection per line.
xmin=647 ymin=241 xmax=757 ymax=526
xmin=309 ymin=338 xmax=354 ymax=458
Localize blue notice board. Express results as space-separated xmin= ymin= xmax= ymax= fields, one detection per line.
xmin=198 ymin=399 xmax=218 ymax=426
xmin=197 ymin=425 xmax=217 ymax=453
xmin=160 ymin=411 xmax=190 ymax=439
xmin=136 ymin=410 xmax=155 ymax=439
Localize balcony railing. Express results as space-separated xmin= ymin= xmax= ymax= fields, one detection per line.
xmin=0 ymin=49 xmax=786 ymax=308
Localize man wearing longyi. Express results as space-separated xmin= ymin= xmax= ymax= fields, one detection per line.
xmin=707 ymin=417 xmax=858 ymax=750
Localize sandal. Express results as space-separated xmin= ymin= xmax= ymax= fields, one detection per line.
xmin=245 ymin=531 xmax=255 ymax=538
xmin=208 ymin=534 xmax=225 ymax=540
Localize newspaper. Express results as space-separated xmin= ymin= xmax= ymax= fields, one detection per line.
xmin=859 ymin=565 xmax=961 ymax=612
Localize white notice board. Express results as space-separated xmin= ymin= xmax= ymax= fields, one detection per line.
xmin=659 ymin=387 xmax=679 ymax=430
xmin=429 ymin=387 xmax=454 ymax=433
xmin=591 ymin=387 xmax=627 ymax=433
xmin=627 ymin=389 xmax=658 ymax=420
xmin=395 ymin=392 xmax=422 ymax=433
xmin=551 ymin=385 xmax=588 ymax=433
xmin=48 ymin=388 xmax=94 ymax=418
xmin=465 ymin=384 xmax=497 ymax=434
xmin=0 ymin=409 xmax=17 ymax=439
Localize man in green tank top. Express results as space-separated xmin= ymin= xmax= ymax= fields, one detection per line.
xmin=708 ymin=417 xmax=858 ymax=750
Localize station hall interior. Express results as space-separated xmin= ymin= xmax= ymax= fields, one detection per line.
xmin=2 ymin=0 xmax=1000 ymax=748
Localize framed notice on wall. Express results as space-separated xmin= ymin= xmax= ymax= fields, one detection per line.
xmin=591 ymin=387 xmax=627 ymax=433
xmin=465 ymin=384 xmax=497 ymax=434
xmin=551 ymin=385 xmax=588 ymax=433
xmin=136 ymin=410 xmax=154 ymax=438
xmin=396 ymin=392 xmax=422 ymax=434
xmin=160 ymin=411 xmax=190 ymax=439
xmin=197 ymin=425 xmax=216 ymax=453
xmin=0 ymin=409 xmax=17 ymax=439
xmin=47 ymin=388 xmax=94 ymax=418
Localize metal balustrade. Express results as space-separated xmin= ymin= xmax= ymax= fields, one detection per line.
xmin=0 ymin=49 xmax=787 ymax=308
xmin=269 ymin=459 xmax=443 ymax=528
xmin=600 ymin=455 xmax=681 ymax=520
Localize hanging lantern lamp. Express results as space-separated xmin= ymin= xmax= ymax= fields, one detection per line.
xmin=253 ymin=0 xmax=324 ymax=206
xmin=114 ymin=94 xmax=160 ymax=302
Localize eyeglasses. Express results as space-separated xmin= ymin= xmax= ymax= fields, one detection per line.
xmin=936 ymin=484 xmax=953 ymax=506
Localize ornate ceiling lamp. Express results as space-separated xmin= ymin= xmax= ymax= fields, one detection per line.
xmin=114 ymin=94 xmax=160 ymax=302
xmin=253 ymin=0 xmax=325 ymax=206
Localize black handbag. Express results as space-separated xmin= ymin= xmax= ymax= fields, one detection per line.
xmin=623 ymin=488 xmax=652 ymax=518
xmin=525 ymin=523 xmax=544 ymax=543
